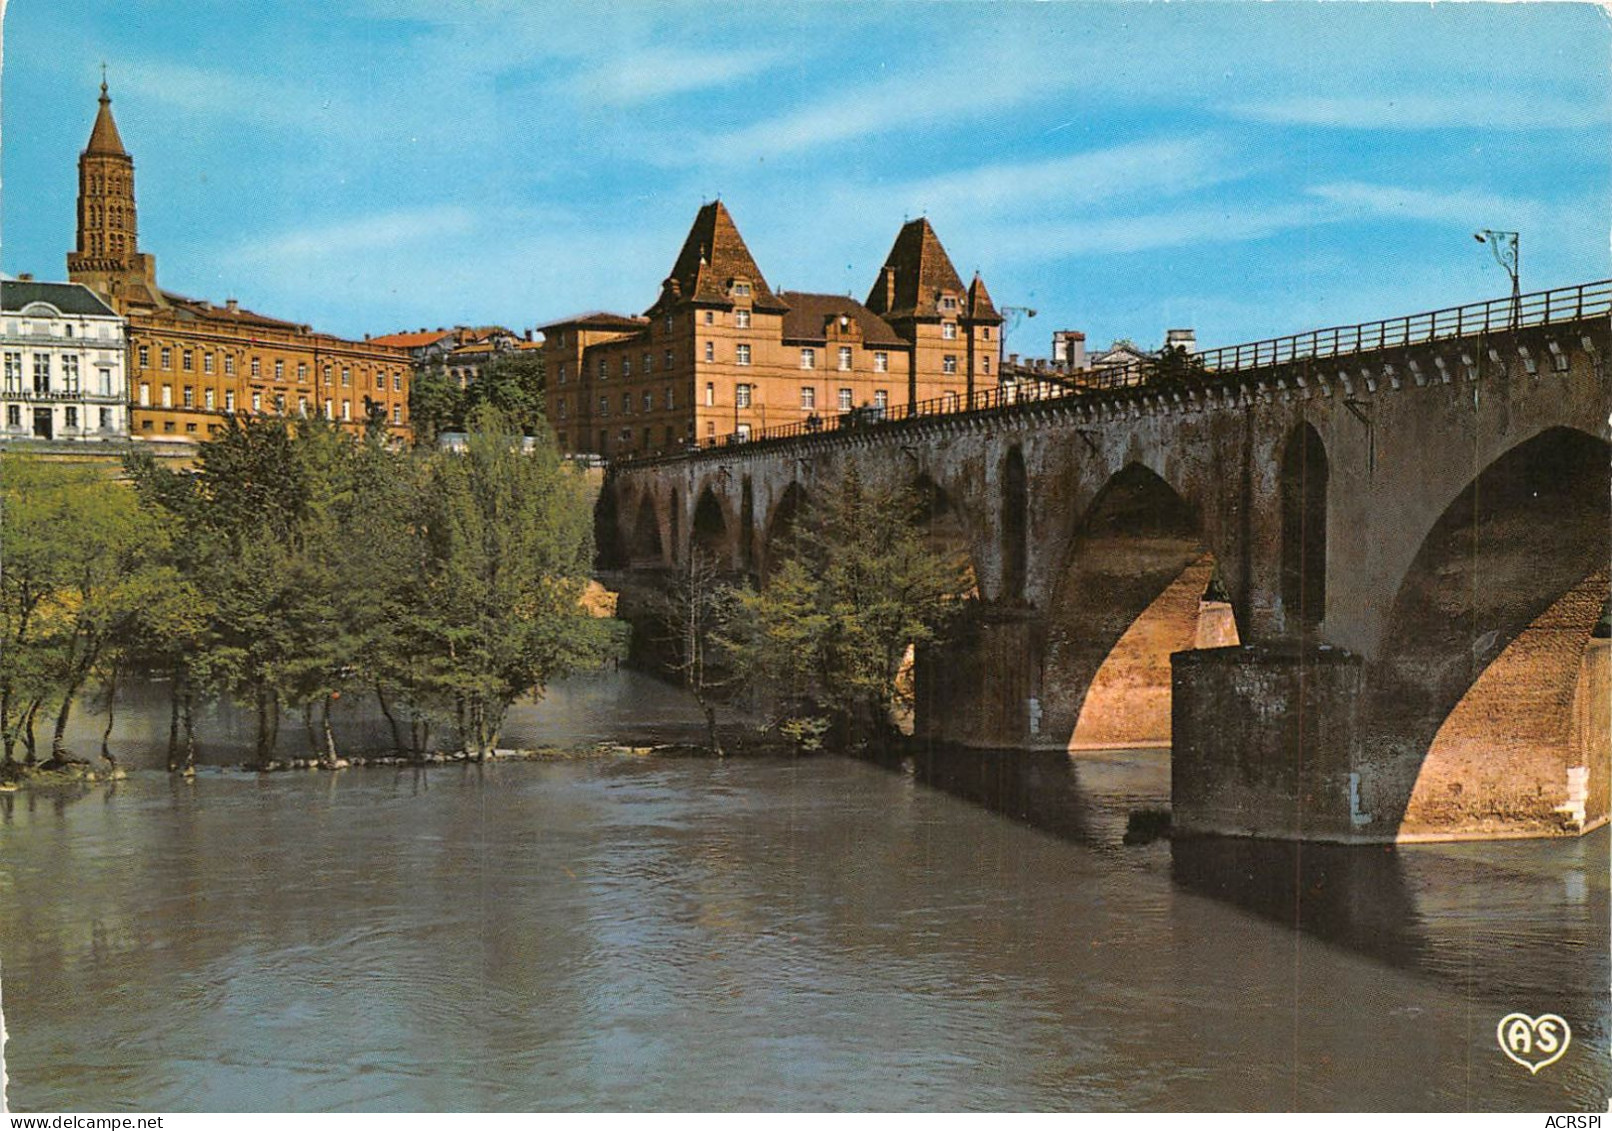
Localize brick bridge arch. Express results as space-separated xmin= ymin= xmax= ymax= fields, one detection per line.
xmin=604 ymin=297 xmax=1610 ymax=841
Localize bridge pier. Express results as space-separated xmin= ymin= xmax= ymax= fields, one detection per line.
xmin=1172 ymin=637 xmax=1611 ymax=843
xmin=917 ymin=604 xmax=1047 ymax=749
xmin=1171 ymin=645 xmax=1371 ymax=842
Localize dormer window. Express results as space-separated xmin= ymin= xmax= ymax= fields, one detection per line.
xmin=732 ymin=282 xmax=752 ymax=297
xmin=941 ymin=295 xmax=958 ymax=311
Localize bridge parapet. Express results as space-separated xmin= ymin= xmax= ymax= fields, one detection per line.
xmin=613 ymin=279 xmax=1610 ymax=472
xmin=602 ymin=282 xmax=1611 ymax=844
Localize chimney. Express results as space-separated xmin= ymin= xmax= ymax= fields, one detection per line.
xmin=226 ymin=298 xmax=239 ymax=313
xmin=16 ymin=273 xmax=32 ymax=281
xmin=525 ymin=329 xmax=534 ymax=342
xmin=1165 ymin=328 xmax=1197 ymax=354
xmin=1053 ymin=330 xmax=1087 ymax=371
xmin=882 ymin=265 xmax=896 ymax=310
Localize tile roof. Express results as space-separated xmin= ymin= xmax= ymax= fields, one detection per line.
xmin=779 ymin=291 xmax=905 ymax=348
xmin=967 ymin=272 xmax=1002 ymax=324
xmin=85 ymin=83 xmax=127 ymax=157
xmin=371 ymin=329 xmax=454 ymax=349
xmin=650 ymin=201 xmax=789 ymax=315
xmin=159 ymin=291 xmax=308 ymax=332
xmin=1 ymin=279 xmax=118 ymax=317
xmin=864 ymin=217 xmax=969 ymax=322
xmin=537 ymin=311 xmax=649 ymax=332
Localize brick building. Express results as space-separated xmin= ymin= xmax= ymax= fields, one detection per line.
xmin=540 ymin=201 xmax=1001 ymax=459
xmin=371 ymin=325 xmax=541 ymax=391
xmin=65 ymin=81 xmax=410 ymax=445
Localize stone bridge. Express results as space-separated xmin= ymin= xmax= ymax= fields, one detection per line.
xmin=598 ymin=282 xmax=1612 ymax=844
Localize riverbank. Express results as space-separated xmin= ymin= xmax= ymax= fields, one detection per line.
xmin=0 ymin=737 xmax=775 ymax=792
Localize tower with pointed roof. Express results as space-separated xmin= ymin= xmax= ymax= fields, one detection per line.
xmin=538 ymin=203 xmax=997 ymax=460
xmin=866 ymin=217 xmax=1002 ymax=402
xmin=66 ymin=78 xmax=165 ymax=313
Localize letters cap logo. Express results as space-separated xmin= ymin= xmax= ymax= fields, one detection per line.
xmin=1497 ymin=1012 xmax=1571 ymax=1074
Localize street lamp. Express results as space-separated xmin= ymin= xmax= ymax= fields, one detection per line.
xmin=999 ymin=305 xmax=1037 ymax=406
xmin=1474 ymin=229 xmax=1520 ymax=330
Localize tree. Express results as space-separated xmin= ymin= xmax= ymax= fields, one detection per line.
xmin=408 ymin=361 xmax=464 ymax=446
xmin=0 ymin=455 xmax=151 ymax=767
xmin=727 ymin=464 xmax=972 ymax=750
xmin=655 ymin=549 xmax=741 ymax=754
xmin=463 ymin=351 xmax=546 ymax=435
xmin=1150 ymin=343 xmax=1208 ymax=389
xmin=410 ymin=406 xmax=618 ymax=757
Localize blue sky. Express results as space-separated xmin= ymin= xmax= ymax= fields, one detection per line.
xmin=4 ymin=1 xmax=1608 ymax=355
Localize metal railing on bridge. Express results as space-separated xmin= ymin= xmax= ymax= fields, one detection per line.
xmin=622 ymin=278 xmax=1611 ymax=463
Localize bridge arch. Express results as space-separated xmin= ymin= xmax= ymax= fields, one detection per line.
xmin=594 ymin=478 xmax=629 ymax=570
xmin=629 ymin=491 xmax=665 ymax=567
xmin=1042 ymin=461 xmax=1236 ymax=752
xmin=692 ymin=483 xmax=732 ymax=568
xmin=740 ymin=475 xmax=757 ymax=575
xmin=668 ymin=487 xmax=681 ymax=564
xmin=1363 ymin=425 xmax=1610 ymax=838
xmin=762 ymin=482 xmax=809 ymax=581
xmin=1280 ymin=422 xmax=1328 ymax=633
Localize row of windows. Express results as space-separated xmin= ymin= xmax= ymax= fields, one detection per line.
xmin=4 ymin=319 xmax=117 ymax=339
xmin=1 ymin=352 xmax=115 ymax=396
xmin=134 ymin=385 xmax=405 ymax=425
xmin=133 ymin=344 xmax=406 ymax=390
xmin=5 ymin=404 xmax=115 ymax=431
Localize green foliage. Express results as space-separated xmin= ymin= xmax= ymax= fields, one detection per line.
xmin=727 ymin=463 xmax=972 ymax=749
xmin=1150 ymin=343 xmax=1208 ymax=388
xmin=464 ymin=351 xmax=546 ymax=435
xmin=118 ymin=406 xmax=619 ymax=766
xmin=408 ymin=362 xmax=463 ymax=446
xmin=655 ymin=548 xmax=744 ymax=753
xmin=409 ymin=350 xmax=548 ymax=447
xmin=408 ymin=405 xmax=615 ymax=755
xmin=0 ymin=456 xmax=158 ymax=764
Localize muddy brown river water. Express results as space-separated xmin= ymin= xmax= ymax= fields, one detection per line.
xmin=0 ymin=670 xmax=1605 ymax=1111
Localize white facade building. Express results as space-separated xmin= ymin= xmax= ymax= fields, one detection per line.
xmin=1 ymin=277 xmax=128 ymax=442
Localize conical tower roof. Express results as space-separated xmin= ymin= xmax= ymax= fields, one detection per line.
xmin=653 ymin=200 xmax=788 ymax=315
xmin=865 ymin=217 xmax=967 ymax=321
xmin=967 ymin=271 xmax=1003 ymax=324
xmin=85 ymin=79 xmax=127 ymax=156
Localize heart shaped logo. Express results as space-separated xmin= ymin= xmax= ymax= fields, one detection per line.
xmin=1497 ymin=1012 xmax=1571 ymax=1074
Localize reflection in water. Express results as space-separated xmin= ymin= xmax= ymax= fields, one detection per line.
xmin=1 ymin=672 xmax=1606 ymax=1112
xmin=880 ymin=739 xmax=1610 ymax=1099
xmin=48 ymin=668 xmax=715 ymax=770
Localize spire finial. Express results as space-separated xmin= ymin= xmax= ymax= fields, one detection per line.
xmin=100 ymin=62 xmax=109 ymax=99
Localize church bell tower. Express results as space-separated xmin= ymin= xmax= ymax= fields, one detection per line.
xmin=66 ymin=74 xmax=164 ymax=312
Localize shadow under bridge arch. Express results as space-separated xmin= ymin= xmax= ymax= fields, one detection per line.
xmin=1040 ymin=462 xmax=1237 ymax=753
xmin=1362 ymin=425 xmax=1610 ymax=840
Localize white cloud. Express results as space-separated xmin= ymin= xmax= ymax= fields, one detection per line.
xmin=1306 ymin=181 xmax=1540 ymax=227
xmin=694 ymin=61 xmax=1065 ymax=165
xmin=983 ymin=201 xmax=1339 ymax=261
xmin=115 ymin=59 xmax=354 ymax=134
xmin=1227 ymin=91 xmax=1611 ymax=132
xmin=225 ymin=206 xmax=478 ymax=267
xmin=570 ymin=45 xmax=784 ymax=106
xmin=866 ymin=137 xmax=1242 ymax=220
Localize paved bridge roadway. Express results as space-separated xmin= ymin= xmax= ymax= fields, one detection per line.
xmin=600 ymin=280 xmax=1612 ymax=844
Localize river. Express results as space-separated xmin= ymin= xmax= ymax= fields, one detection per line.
xmin=0 ymin=670 xmax=1606 ymax=1111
